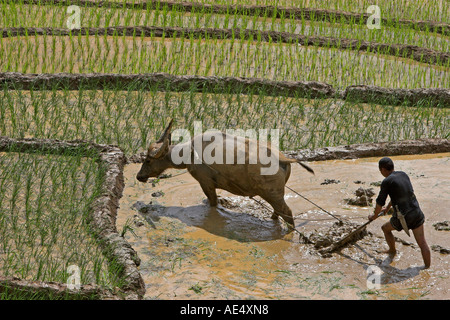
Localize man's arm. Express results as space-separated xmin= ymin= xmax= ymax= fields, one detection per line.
xmin=384 ymin=201 xmax=392 ymax=213
xmin=369 ymin=203 xmax=383 ymax=221
xmin=369 ymin=178 xmax=390 ymax=221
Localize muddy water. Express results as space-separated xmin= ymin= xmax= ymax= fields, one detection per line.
xmin=117 ymin=153 xmax=450 ymax=299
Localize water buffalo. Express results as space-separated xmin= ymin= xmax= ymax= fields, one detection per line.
xmin=136 ymin=120 xmax=314 ymax=227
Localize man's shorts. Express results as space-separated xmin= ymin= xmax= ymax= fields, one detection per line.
xmin=390 ymin=209 xmax=425 ymax=231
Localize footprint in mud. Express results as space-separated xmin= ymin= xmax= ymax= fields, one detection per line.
xmin=132 ymin=201 xmax=163 ymax=228
xmin=216 ymin=196 xmax=272 ymax=221
xmin=364 ymin=263 xmax=423 ymax=285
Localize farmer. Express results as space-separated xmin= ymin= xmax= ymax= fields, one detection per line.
xmin=368 ymin=157 xmax=431 ymax=269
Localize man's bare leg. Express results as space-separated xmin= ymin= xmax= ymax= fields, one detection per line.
xmin=381 ymin=221 xmax=397 ymax=255
xmin=412 ymin=224 xmax=431 ymax=269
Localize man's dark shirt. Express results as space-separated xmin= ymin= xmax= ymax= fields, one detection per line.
xmin=376 ymin=171 xmax=421 ymax=215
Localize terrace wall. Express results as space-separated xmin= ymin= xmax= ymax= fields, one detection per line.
xmin=2 ymin=26 xmax=449 ymax=67
xmin=1 ymin=72 xmax=449 ymax=107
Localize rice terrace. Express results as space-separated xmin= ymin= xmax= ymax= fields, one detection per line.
xmin=0 ymin=0 xmax=449 ymax=302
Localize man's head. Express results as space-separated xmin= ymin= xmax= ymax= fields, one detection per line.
xmin=379 ymin=157 xmax=394 ymax=177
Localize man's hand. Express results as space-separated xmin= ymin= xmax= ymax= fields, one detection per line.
xmin=369 ymin=205 xmax=388 ymax=221
xmin=368 ymin=202 xmax=391 ymax=221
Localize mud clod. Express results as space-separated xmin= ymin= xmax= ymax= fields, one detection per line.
xmin=300 ymin=221 xmax=369 ymax=257
xmin=433 ymin=221 xmax=450 ymax=231
xmin=431 ymin=245 xmax=450 ymax=254
xmin=355 ymin=187 xmax=375 ymax=197
xmin=321 ymin=179 xmax=340 ymax=185
xmin=151 ymin=191 xmax=164 ymax=198
xmin=345 ymin=187 xmax=375 ymax=207
xmin=133 ymin=215 xmax=145 ymax=227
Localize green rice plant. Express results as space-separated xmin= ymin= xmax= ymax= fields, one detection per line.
xmin=149 ymin=0 xmax=448 ymax=23
xmin=2 ymin=31 xmax=447 ymax=89
xmin=0 ymin=88 xmax=448 ymax=156
xmin=2 ymin=2 xmax=448 ymax=54
xmin=0 ymin=150 xmax=105 ymax=286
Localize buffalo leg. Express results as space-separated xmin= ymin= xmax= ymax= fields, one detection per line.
xmin=189 ymin=166 xmax=218 ymax=206
xmin=264 ymin=197 xmax=295 ymax=227
xmin=199 ymin=182 xmax=218 ymax=207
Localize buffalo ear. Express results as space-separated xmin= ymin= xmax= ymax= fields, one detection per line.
xmin=157 ymin=119 xmax=173 ymax=144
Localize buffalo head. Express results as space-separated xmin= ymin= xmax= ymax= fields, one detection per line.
xmin=136 ymin=120 xmax=173 ymax=182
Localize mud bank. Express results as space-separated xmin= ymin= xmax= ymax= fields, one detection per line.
xmin=2 ymin=72 xmax=450 ymax=107
xmin=0 ymin=137 xmax=144 ymax=299
xmin=127 ymin=139 xmax=450 ymax=165
xmin=20 ymin=0 xmax=450 ymax=36
xmin=0 ymin=72 xmax=334 ymax=99
xmin=0 ymin=276 xmax=119 ymax=300
xmin=2 ymin=26 xmax=449 ymax=67
xmin=344 ymin=86 xmax=450 ymax=107
xmin=287 ymin=138 xmax=450 ymax=162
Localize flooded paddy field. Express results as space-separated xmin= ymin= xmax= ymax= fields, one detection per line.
xmin=117 ymin=153 xmax=450 ymax=300
xmin=1 ymin=0 xmax=448 ymax=302
xmin=3 ymin=5 xmax=449 ymax=53
xmin=2 ymin=89 xmax=447 ymax=157
xmin=1 ymin=35 xmax=448 ymax=89
xmin=102 ymin=0 xmax=450 ymax=23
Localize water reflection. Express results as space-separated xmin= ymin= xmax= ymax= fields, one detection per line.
xmin=134 ymin=200 xmax=290 ymax=242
